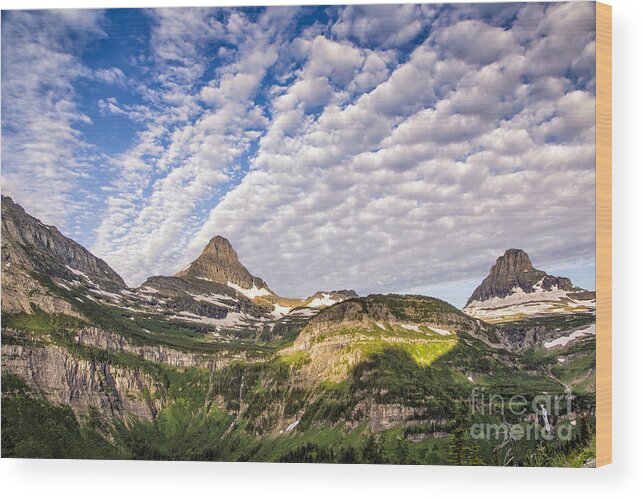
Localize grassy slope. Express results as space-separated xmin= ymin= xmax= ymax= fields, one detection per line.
xmin=1 ymin=291 xmax=595 ymax=465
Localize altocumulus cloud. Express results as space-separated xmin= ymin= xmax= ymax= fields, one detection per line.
xmin=1 ymin=3 xmax=597 ymax=305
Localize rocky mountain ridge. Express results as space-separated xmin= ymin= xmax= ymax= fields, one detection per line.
xmin=1 ymin=196 xmax=126 ymax=291
xmin=0 ymin=196 xmax=355 ymax=337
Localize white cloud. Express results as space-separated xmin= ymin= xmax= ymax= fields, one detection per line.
xmin=3 ymin=5 xmax=597 ymax=304
xmin=332 ymin=4 xmax=436 ymax=48
xmin=185 ymin=4 xmax=596 ymax=298
xmin=92 ymin=8 xmax=292 ymax=283
xmin=1 ymin=10 xmax=106 ymax=234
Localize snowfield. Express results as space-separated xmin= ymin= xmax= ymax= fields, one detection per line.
xmin=463 ymin=278 xmax=595 ymax=321
xmin=188 ymin=292 xmax=234 ymax=307
xmin=544 ymin=324 xmax=596 ymax=348
xmin=307 ymin=293 xmax=340 ymax=308
xmin=170 ymin=310 xmax=252 ymax=329
xmin=227 ymin=281 xmax=272 ymax=299
xmin=271 ymin=303 xmax=291 ymax=319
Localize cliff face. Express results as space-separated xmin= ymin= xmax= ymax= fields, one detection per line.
xmin=0 ymin=268 xmax=82 ymax=316
xmin=1 ymin=326 xmax=271 ymax=421
xmin=72 ymin=327 xmax=267 ymax=370
xmin=2 ymin=340 xmax=164 ymax=420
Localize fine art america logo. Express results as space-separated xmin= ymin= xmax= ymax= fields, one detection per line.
xmin=469 ymin=388 xmax=575 ymax=442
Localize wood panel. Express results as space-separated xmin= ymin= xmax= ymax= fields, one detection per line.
xmin=596 ymin=1 xmax=612 ymax=468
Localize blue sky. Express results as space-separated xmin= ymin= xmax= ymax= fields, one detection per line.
xmin=1 ymin=3 xmax=597 ymax=306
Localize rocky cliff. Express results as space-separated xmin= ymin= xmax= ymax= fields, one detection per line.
xmin=2 ymin=339 xmax=164 ymax=420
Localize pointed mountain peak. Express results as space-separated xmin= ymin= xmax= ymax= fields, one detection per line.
xmin=177 ymin=235 xmax=272 ymax=296
xmin=200 ymin=235 xmax=239 ymax=260
xmin=497 ymin=248 xmax=534 ymax=269
xmin=205 ymin=235 xmax=234 ymax=249
xmin=466 ymin=249 xmax=575 ymax=305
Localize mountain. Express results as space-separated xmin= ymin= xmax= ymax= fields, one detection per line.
xmin=463 ymin=249 xmax=595 ymax=323
xmin=1 ymin=196 xmax=125 ymax=289
xmin=286 ymin=294 xmax=502 ymax=383
xmin=176 ymin=235 xmax=272 ymax=298
xmin=137 ymin=236 xmax=359 ymax=334
xmin=1 ymin=197 xmax=352 ymax=340
xmin=1 ymin=200 xmax=596 ymax=466
xmin=1 ymin=195 xmax=125 ymax=314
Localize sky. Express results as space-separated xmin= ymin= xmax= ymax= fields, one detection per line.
xmin=0 ymin=3 xmax=597 ymax=307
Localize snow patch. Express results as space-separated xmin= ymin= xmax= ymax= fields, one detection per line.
xmin=428 ymin=326 xmax=452 ymax=336
xmin=227 ymin=281 xmax=272 ymax=299
xmin=171 ymin=310 xmax=251 ymax=329
xmin=285 ymin=420 xmax=299 ymax=432
xmin=271 ymin=303 xmax=291 ymax=319
xmin=66 ymin=265 xmax=97 ymax=286
xmin=55 ymin=281 xmax=72 ymax=291
xmin=89 ymin=288 xmax=122 ymax=301
xmin=188 ymin=292 xmax=233 ymax=307
xmin=307 ymin=293 xmax=340 ymax=308
xmin=544 ymin=324 xmax=596 ymax=348
xmin=289 ymin=307 xmax=318 ymax=317
xmin=464 ymin=279 xmax=595 ymax=321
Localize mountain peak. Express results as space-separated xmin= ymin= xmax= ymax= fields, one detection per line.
xmin=176 ymin=235 xmax=271 ymax=295
xmin=201 ymin=235 xmax=239 ymax=260
xmin=466 ymin=249 xmax=574 ymax=305
xmin=497 ymin=248 xmax=534 ymax=270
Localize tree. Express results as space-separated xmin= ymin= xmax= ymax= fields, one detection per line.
xmin=362 ymin=434 xmax=383 ymax=464
xmin=448 ymin=422 xmax=468 ymax=465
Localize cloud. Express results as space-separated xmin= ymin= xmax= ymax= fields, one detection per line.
xmin=92 ymin=8 xmax=294 ymax=283
xmin=332 ymin=4 xmax=436 ymax=48
xmin=94 ymin=67 xmax=127 ymax=85
xmin=430 ymin=20 xmax=520 ymax=65
xmin=187 ymin=3 xmax=596 ymax=300
xmin=1 ymin=9 xmax=106 ymax=235
xmin=2 ymin=4 xmax=597 ymax=305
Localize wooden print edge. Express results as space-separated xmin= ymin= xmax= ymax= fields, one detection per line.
xmin=595 ymin=1 xmax=612 ymax=467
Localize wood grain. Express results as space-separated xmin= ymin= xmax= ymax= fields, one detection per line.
xmin=595 ymin=1 xmax=612 ymax=467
